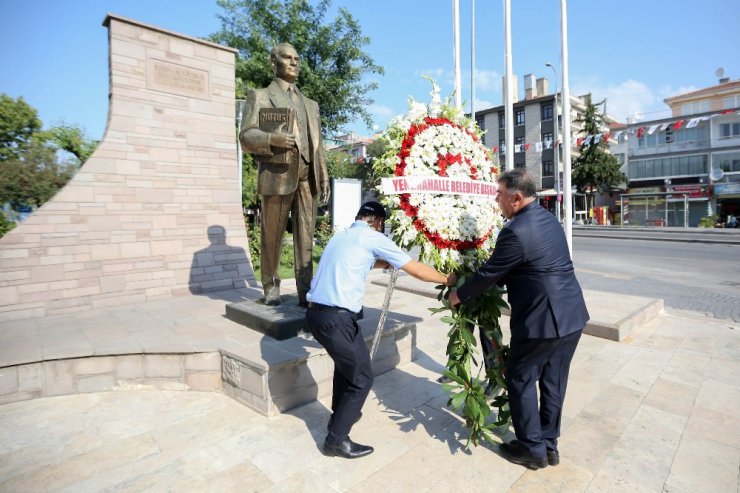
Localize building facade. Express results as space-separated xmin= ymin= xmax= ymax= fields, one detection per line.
xmin=475 ymin=74 xmax=610 ymax=221
xmin=623 ymin=78 xmax=740 ymax=227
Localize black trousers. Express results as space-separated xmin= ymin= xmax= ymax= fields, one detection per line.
xmin=506 ymin=330 xmax=582 ymax=458
xmin=306 ymin=306 xmax=374 ymax=445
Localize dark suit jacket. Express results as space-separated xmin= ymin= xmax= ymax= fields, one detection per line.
xmin=239 ymin=80 xmax=328 ymax=197
xmin=457 ymin=202 xmax=589 ymax=341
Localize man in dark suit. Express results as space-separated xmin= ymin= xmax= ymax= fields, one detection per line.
xmin=240 ymin=43 xmax=330 ymax=306
xmin=449 ymin=169 xmax=589 ymax=470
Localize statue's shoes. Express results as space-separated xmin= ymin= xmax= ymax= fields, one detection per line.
xmin=262 ymin=295 xmax=281 ymax=306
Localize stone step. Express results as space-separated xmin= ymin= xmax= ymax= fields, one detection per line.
xmin=371 ymin=272 xmax=663 ymax=342
xmin=220 ymin=310 xmax=421 ymax=416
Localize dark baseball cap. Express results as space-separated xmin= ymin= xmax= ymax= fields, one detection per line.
xmin=356 ymin=201 xmax=386 ymax=219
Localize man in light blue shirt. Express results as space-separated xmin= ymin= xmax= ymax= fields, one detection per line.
xmin=307 ymin=201 xmax=454 ymax=459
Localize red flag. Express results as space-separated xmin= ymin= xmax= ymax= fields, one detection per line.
xmin=720 ymin=109 xmax=734 ymax=114
xmin=673 ymin=119 xmax=686 ymax=130
xmin=636 ymin=127 xmax=645 ymax=138
xmin=492 ymin=146 xmax=498 ymax=153
xmin=525 ymin=143 xmax=531 ymax=152
xmin=576 ymin=137 xmax=585 ymax=146
xmin=602 ymin=132 xmax=611 ymax=142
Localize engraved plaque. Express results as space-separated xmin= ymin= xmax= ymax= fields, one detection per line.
xmin=147 ymin=58 xmax=210 ymax=99
xmin=222 ymin=355 xmax=241 ymax=386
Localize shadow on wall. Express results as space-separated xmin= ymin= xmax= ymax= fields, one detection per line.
xmin=188 ymin=225 xmax=258 ymax=298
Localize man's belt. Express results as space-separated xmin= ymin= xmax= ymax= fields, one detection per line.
xmin=307 ymin=302 xmax=355 ymax=314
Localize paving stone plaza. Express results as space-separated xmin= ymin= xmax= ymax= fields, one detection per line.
xmin=1 ymin=14 xmax=739 ymax=493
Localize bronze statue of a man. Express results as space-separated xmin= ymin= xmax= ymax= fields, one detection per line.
xmin=239 ymin=43 xmax=330 ymax=306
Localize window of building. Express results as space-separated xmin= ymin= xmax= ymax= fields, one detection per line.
xmin=716 ymin=151 xmax=740 ymax=172
xmin=500 ymin=140 xmax=505 ymax=154
xmin=615 ymin=153 xmax=625 ymax=165
xmin=675 ymin=126 xmax=708 ymax=143
xmin=680 ymin=100 xmax=711 ymax=116
xmin=498 ymin=112 xmax=505 ymax=129
xmin=515 ymin=162 xmax=526 ymax=169
xmin=515 ymin=108 xmax=525 ymax=126
xmin=723 ymin=95 xmax=740 ymax=109
xmin=720 ymin=122 xmax=740 ymax=138
xmin=515 ymin=136 xmax=524 ymax=152
xmin=542 ymin=160 xmax=554 ymax=176
xmin=628 ymin=154 xmax=707 ymax=179
xmin=476 ymin=116 xmax=486 ymax=132
xmin=542 ymin=132 xmax=553 ymax=144
xmin=541 ymin=103 xmax=553 ymax=121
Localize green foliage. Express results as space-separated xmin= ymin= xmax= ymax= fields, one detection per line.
xmin=241 ymin=152 xmax=259 ymax=208
xmin=247 ymin=218 xmax=327 ymax=279
xmin=247 ymin=221 xmax=261 ymax=272
xmin=211 ymin=0 xmax=384 ymax=135
xmin=0 ymin=211 xmax=15 ymax=236
xmin=430 ymin=277 xmax=511 ymax=448
xmin=0 ymin=95 xmax=93 ymax=216
xmin=314 ymin=214 xmax=333 ymax=246
xmin=48 ymin=122 xmax=98 ymax=164
xmin=698 ymin=215 xmax=718 ymax=228
xmin=0 ymin=94 xmax=42 ymax=161
xmin=326 ymin=149 xmax=361 ymax=179
xmin=572 ymin=94 xmax=626 ymax=211
xmin=0 ymin=132 xmax=76 ymax=208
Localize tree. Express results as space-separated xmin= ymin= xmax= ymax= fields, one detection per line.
xmin=0 ymin=95 xmax=86 ymax=216
xmin=0 ymin=94 xmax=42 ymax=161
xmin=210 ymin=0 xmax=384 ymax=136
xmin=48 ymin=122 xmax=98 ymax=163
xmin=571 ymin=94 xmax=625 ymax=212
xmin=325 ymin=149 xmax=358 ymax=179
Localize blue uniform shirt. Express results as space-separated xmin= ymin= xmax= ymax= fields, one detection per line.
xmin=306 ymin=221 xmax=412 ymax=313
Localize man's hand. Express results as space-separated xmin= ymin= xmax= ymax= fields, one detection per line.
xmin=320 ymin=182 xmax=330 ymax=206
xmin=269 ymin=131 xmax=296 ymax=149
xmin=448 ymin=289 xmax=461 ymax=307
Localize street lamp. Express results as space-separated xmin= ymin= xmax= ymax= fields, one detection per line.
xmin=545 ymin=62 xmax=561 ymax=222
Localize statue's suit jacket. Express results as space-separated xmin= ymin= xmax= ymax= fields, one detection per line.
xmin=239 ymin=80 xmax=328 ymax=197
xmin=457 ymin=201 xmax=589 ymax=341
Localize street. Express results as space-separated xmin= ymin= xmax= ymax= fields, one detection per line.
xmin=572 ymin=236 xmax=740 ymax=322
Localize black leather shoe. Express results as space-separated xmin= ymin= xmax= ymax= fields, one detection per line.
xmin=547 ymin=449 xmax=559 ymax=466
xmin=499 ymin=442 xmax=548 ymax=470
xmin=322 ymin=438 xmax=374 ymax=459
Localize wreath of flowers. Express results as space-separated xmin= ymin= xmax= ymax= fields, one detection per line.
xmin=375 ymin=79 xmax=503 ymax=271
xmin=372 ymin=79 xmax=510 ymax=448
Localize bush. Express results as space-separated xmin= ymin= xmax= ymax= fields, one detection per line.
xmin=698 ymin=215 xmax=718 ymax=228
xmin=0 ymin=212 xmax=15 ymax=237
xmin=315 ymin=215 xmax=333 ymax=247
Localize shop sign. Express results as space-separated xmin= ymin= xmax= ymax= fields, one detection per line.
xmin=714 ymin=182 xmax=740 ymax=196
xmin=667 ymin=184 xmax=706 ymax=199
xmin=628 ymin=186 xmax=661 ymax=194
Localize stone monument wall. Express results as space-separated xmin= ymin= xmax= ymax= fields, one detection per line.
xmin=0 ymin=14 xmax=254 ymax=321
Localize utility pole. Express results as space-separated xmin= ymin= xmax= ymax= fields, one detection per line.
xmin=503 ymin=0 xmax=514 ymax=171
xmin=559 ymin=0 xmax=573 ymax=256
xmin=453 ymin=0 xmax=462 ymax=109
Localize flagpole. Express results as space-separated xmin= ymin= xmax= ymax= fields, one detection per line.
xmin=559 ymin=0 xmax=573 ymax=256
xmin=471 ymin=0 xmax=476 ymax=118
xmin=453 ymin=0 xmax=462 ymax=109
xmin=503 ymin=0 xmax=514 ymax=171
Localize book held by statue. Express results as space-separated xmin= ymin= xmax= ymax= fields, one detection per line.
xmin=258 ymin=107 xmax=295 ymax=164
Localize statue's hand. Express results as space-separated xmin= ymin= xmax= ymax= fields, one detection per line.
xmin=320 ymin=182 xmax=330 ymax=206
xmin=270 ymin=131 xmax=296 ymax=149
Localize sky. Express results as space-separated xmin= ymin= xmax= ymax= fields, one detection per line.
xmin=2 ymin=0 xmax=739 ymax=142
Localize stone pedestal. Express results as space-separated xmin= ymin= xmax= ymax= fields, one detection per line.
xmin=225 ymin=295 xmax=309 ymax=340
xmin=220 ymin=312 xmax=420 ymax=416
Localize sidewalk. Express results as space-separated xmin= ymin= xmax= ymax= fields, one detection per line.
xmin=1 ymin=273 xmax=738 ymax=492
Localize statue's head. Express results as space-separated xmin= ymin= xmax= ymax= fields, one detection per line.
xmin=270 ymin=43 xmax=299 ymax=83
